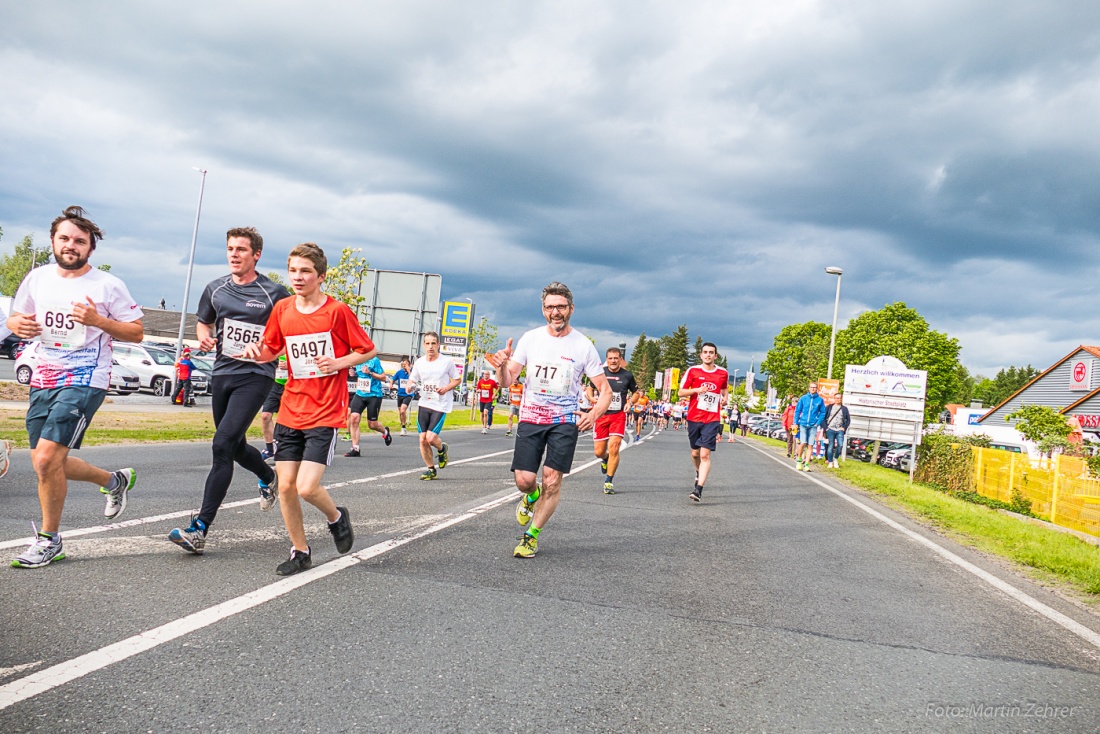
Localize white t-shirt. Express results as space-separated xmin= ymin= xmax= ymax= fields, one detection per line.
xmin=511 ymin=326 xmax=602 ymax=425
xmin=409 ymin=355 xmax=459 ymax=413
xmin=12 ymin=266 xmax=143 ymax=390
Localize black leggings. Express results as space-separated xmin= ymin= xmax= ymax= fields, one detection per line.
xmin=198 ymin=373 xmax=275 ymax=528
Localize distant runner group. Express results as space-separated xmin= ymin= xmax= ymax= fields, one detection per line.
xmin=7 ymin=206 xmax=738 ymax=572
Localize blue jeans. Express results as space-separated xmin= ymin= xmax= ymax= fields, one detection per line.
xmin=825 ymin=429 xmax=845 ymax=462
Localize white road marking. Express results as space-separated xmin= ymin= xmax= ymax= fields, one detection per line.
xmin=740 ymin=439 xmax=1100 ymax=650
xmin=0 ymin=662 xmax=42 ymax=680
xmin=0 ymin=440 xmax=630 ymax=709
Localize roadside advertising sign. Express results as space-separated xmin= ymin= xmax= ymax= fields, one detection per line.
xmin=440 ymin=301 xmax=473 ymax=379
xmin=844 ymin=357 xmax=928 ymax=471
xmin=817 ymin=378 xmax=839 ymax=400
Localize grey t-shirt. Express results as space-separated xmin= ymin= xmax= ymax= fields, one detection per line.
xmin=196 ymin=273 xmax=291 ymax=378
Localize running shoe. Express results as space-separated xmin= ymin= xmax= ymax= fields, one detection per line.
xmin=437 ymin=443 xmax=449 ymax=469
xmin=11 ymin=526 xmax=64 ymax=568
xmin=168 ymin=516 xmax=207 ymax=555
xmin=400 ymin=428 xmax=408 ymax=437
xmin=101 ymin=468 xmax=136 ymax=520
xmin=260 ymin=447 xmax=275 ymax=461
xmin=603 ymin=481 xmax=615 ymax=495
xmin=690 ymin=486 xmax=702 ymax=502
xmin=420 ymin=467 xmax=438 ymax=481
xmin=328 ymin=506 xmax=354 ymax=554
xmin=0 ymin=440 xmax=11 ymax=479
xmin=481 ymin=427 xmax=487 ymax=434
xmin=344 ymin=448 xmax=361 ymax=458
xmin=383 ymin=427 xmax=392 ymax=446
xmin=795 ymin=459 xmax=803 ymax=471
xmin=505 ymin=430 xmax=513 ymax=437
xmin=276 ymin=546 xmax=312 ymax=576
xmin=258 ymin=474 xmax=279 ymax=511
xmin=516 ymin=495 xmax=536 ymax=526
xmin=513 ymin=534 xmax=538 ymax=558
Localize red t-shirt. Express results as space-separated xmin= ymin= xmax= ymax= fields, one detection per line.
xmin=476 ymin=378 xmax=498 ymax=404
xmin=679 ymin=365 xmax=729 ymax=423
xmin=261 ymin=295 xmax=375 ymax=430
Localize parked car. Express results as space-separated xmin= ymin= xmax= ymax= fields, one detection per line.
xmin=1 ymin=334 xmax=23 ymax=359
xmin=15 ymin=342 xmax=141 ymax=394
xmin=186 ymin=354 xmax=216 ymax=396
xmin=752 ymin=419 xmax=785 ymax=436
xmin=111 ymin=343 xmax=208 ymax=396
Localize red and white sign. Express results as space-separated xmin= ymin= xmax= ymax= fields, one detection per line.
xmin=1069 ymin=359 xmax=1093 ymax=391
xmin=1074 ymin=414 xmax=1100 ymax=429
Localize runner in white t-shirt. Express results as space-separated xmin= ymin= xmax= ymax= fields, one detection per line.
xmin=406 ymin=332 xmax=461 ymax=480
xmin=486 ymin=282 xmax=612 ymax=558
xmin=7 ymin=207 xmax=144 ymax=569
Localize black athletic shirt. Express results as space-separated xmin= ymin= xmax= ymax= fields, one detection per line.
xmin=601 ymin=367 xmax=638 ymax=415
xmin=196 ymin=274 xmax=291 ymax=378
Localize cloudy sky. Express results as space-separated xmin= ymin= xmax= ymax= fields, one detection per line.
xmin=2 ymin=1 xmax=1098 ymax=378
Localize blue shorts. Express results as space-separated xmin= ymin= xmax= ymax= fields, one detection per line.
xmin=417 ymin=408 xmax=447 ymax=435
xmin=687 ymin=420 xmax=721 ymax=451
xmin=26 ymin=386 xmax=107 ymax=450
xmin=798 ymin=425 xmax=819 ymax=444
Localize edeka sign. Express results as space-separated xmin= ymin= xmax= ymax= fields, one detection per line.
xmin=439 ymin=301 xmax=473 ymax=377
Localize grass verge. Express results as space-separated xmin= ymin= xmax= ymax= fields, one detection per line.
xmin=0 ymin=405 xmax=490 ymax=448
xmin=746 ymin=435 xmax=1100 ymax=601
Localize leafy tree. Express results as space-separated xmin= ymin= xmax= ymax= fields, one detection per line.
xmin=0 ymin=234 xmax=52 ymax=296
xmin=832 ymin=302 xmax=962 ymax=421
xmin=761 ymin=321 xmax=830 ymax=401
xmin=321 ymin=247 xmax=370 ymax=326
xmin=266 ymin=270 xmax=287 ymax=287
xmin=1005 ymin=404 xmax=1072 ymax=449
xmin=466 ymin=317 xmax=500 ymax=380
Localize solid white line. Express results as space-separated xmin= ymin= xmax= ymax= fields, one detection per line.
xmin=0 ymin=448 xmax=520 ymax=551
xmin=0 ymin=434 xmax=654 ymax=710
xmin=740 ymin=439 xmax=1100 ymax=650
xmin=0 ymin=490 xmax=518 ymax=711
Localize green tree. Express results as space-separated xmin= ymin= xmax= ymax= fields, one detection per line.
xmin=266 ymin=270 xmax=287 ymax=287
xmin=760 ymin=321 xmax=830 ymax=401
xmin=832 ymin=302 xmax=962 ymax=421
xmin=973 ymin=365 xmax=1041 ymax=407
xmin=660 ymin=324 xmax=690 ymax=372
xmin=1005 ymin=404 xmax=1072 ymax=457
xmin=321 ymin=247 xmax=370 ymax=326
xmin=0 ymin=234 xmax=53 ymax=296
xmin=466 ymin=317 xmax=500 ymax=380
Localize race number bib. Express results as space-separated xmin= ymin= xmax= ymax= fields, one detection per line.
xmin=37 ymin=305 xmax=86 ymax=350
xmin=275 ymin=363 xmax=289 ymax=381
xmin=609 ymin=392 xmax=622 ymax=411
xmin=398 ymin=379 xmax=407 ymax=392
xmin=697 ymin=391 xmax=720 ymax=413
xmin=357 ymin=377 xmax=372 ymax=393
xmin=480 ymin=389 xmax=491 ymax=401
xmin=222 ymin=318 xmax=264 ymax=360
xmin=420 ymin=382 xmax=439 ymax=399
xmin=529 ymin=361 xmax=572 ymax=396
xmin=285 ymin=331 xmax=333 ymax=379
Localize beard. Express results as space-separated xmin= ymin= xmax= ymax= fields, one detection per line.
xmin=547 ymin=314 xmax=570 ymax=333
xmin=54 ymin=249 xmax=89 ymax=271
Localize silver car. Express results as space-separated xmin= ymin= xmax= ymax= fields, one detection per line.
xmin=111 ymin=343 xmax=209 ymax=396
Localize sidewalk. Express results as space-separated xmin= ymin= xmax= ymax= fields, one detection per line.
xmin=0 ymin=400 xmax=195 ymax=414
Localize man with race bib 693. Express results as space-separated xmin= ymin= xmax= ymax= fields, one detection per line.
xmin=486 ymin=282 xmax=612 ymax=558
xmin=8 ymin=206 xmax=143 ymax=568
xmin=168 ymin=227 xmax=289 ymax=555
xmin=678 ymin=342 xmax=729 ymax=502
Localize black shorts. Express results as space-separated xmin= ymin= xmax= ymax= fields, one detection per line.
xmin=479 ymin=400 xmax=493 ymax=412
xmin=687 ymin=420 xmax=722 ymax=451
xmin=397 ymin=395 xmax=413 ymax=408
xmin=350 ymin=394 xmax=383 ymax=421
xmin=511 ymin=422 xmax=580 ymax=474
xmin=262 ymin=382 xmax=285 ymax=413
xmin=273 ymin=425 xmax=338 ymax=465
xmin=417 ymin=408 xmax=447 ymax=434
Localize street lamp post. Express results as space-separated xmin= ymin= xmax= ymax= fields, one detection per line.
xmin=619 ymin=340 xmax=627 ymax=362
xmin=825 ymin=266 xmax=843 ymax=379
xmin=175 ymin=168 xmax=207 ymax=362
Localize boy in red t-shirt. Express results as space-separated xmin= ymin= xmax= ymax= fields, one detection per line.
xmin=241 ymin=243 xmax=376 ymax=576
xmin=476 ymin=369 xmax=499 ymax=433
xmin=678 ymin=342 xmax=729 ymax=502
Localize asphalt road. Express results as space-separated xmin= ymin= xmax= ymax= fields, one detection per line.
xmin=0 ymin=426 xmax=1098 ymax=733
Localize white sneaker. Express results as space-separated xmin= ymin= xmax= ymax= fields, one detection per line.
xmin=400 ymin=428 xmax=408 ymax=436
xmin=101 ymin=468 xmax=136 ymax=520
xmin=481 ymin=428 xmax=487 ymax=434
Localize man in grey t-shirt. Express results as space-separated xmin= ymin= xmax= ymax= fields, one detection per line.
xmin=168 ymin=227 xmax=290 ymax=555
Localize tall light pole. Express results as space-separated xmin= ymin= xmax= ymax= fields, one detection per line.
xmin=825 ymin=266 xmax=843 ymax=379
xmin=175 ymin=168 xmax=207 ymax=361
xmin=733 ymin=368 xmax=739 ymax=391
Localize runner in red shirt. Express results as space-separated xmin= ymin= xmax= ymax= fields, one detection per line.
xmin=241 ymin=243 xmax=376 ymax=576
xmin=678 ymin=342 xmax=729 ymax=502
xmin=476 ymin=369 xmax=499 ymax=434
